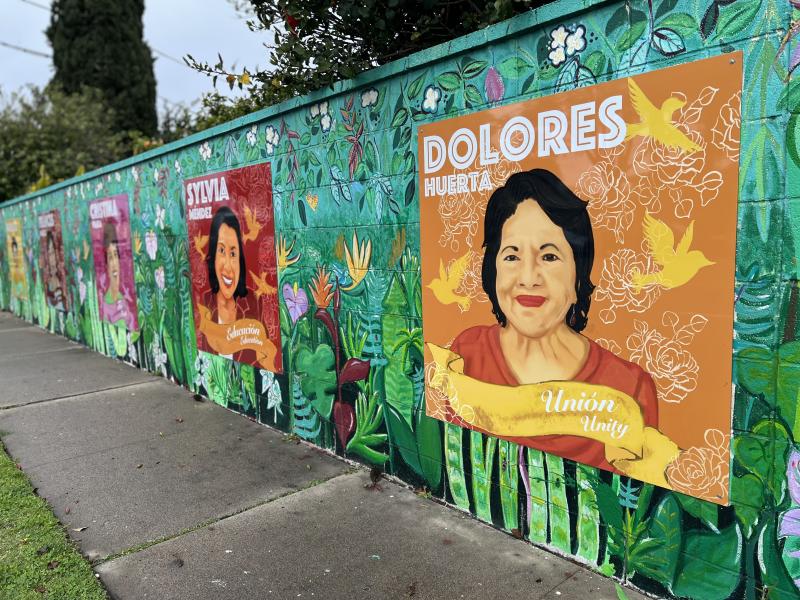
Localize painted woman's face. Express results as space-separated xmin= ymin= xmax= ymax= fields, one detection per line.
xmin=495 ymin=199 xmax=577 ymax=339
xmin=106 ymin=242 xmax=120 ymax=293
xmin=214 ymin=223 xmax=240 ymax=301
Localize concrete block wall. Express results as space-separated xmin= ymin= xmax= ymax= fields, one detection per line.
xmin=1 ymin=0 xmax=798 ymax=597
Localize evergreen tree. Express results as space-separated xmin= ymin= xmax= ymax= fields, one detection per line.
xmin=47 ymin=0 xmax=157 ymax=137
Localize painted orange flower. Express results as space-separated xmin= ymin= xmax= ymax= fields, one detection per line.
xmin=306 ymin=193 xmax=319 ymax=212
xmin=666 ymin=429 xmax=729 ymax=502
xmin=309 ymin=264 xmax=334 ymax=308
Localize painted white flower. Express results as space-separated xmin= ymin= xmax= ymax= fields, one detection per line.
xmin=265 ymin=125 xmax=280 ymax=154
xmin=131 ymin=166 xmax=139 ymax=182
xmin=260 ymin=370 xmax=283 ymax=419
xmin=66 ymin=188 xmax=72 ymax=199
xmin=127 ymin=332 xmax=138 ymax=364
xmin=549 ymin=45 xmax=567 ymax=67
xmin=106 ymin=174 xmax=111 ymax=182
xmin=320 ymin=113 xmax=332 ymax=132
xmin=154 ymin=266 xmax=165 ymax=290
xmin=550 ymin=25 xmax=569 ymax=49
xmin=246 ymin=124 xmax=258 ymax=146
xmin=310 ymin=103 xmax=320 ymax=117
xmin=153 ymin=168 xmax=160 ymax=183
xmin=422 ymin=85 xmax=442 ymax=114
xmin=199 ymin=142 xmax=212 ymax=161
xmin=319 ymin=101 xmax=329 ymax=115
xmin=153 ymin=339 xmax=167 ymax=376
xmin=194 ymin=353 xmax=211 ymax=390
xmin=360 ymin=88 xmax=378 ymax=108
xmin=155 ymin=205 xmax=165 ymax=230
xmin=95 ymin=182 xmax=103 ymax=194
xmin=145 ymin=230 xmax=158 ymax=260
xmin=115 ymin=172 xmax=121 ymax=182
xmin=565 ymin=25 xmax=586 ymax=56
xmin=174 ymin=160 xmax=181 ymax=174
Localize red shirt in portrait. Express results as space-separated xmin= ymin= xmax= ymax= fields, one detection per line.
xmin=450 ymin=324 xmax=659 ymax=472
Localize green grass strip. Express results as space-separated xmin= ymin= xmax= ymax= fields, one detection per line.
xmin=0 ymin=441 xmax=107 ymax=600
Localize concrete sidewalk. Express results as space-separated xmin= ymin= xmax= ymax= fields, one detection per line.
xmin=0 ymin=311 xmax=650 ymax=600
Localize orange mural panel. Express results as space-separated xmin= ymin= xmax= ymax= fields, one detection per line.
xmin=418 ymin=53 xmax=742 ymax=504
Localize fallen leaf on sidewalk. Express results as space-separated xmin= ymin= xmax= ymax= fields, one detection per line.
xmin=72 ymin=527 xmax=87 ymax=532
xmin=65 ymin=507 xmax=70 ymax=514
xmin=175 ymin=417 xmax=184 ymax=423
xmin=137 ymin=464 xmax=143 ymax=469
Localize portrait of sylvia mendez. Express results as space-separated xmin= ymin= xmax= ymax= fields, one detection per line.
xmin=435 ymin=169 xmax=658 ymax=473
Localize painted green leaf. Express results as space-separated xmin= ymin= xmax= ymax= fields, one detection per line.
xmin=656 ymin=12 xmax=697 ymax=36
xmin=464 ymin=84 xmax=483 ymax=107
xmin=391 ymin=107 xmax=409 ymax=128
xmin=445 ymin=423 xmax=469 ymax=510
xmin=387 ymin=404 xmax=423 ymax=476
xmin=591 ymin=477 xmax=623 ymax=532
xmin=730 ymin=473 xmax=764 ymax=538
xmin=497 ymin=56 xmax=530 ymax=80
xmin=716 ymin=0 xmax=761 ymax=39
xmin=521 ymin=73 xmax=537 ymax=95
xmin=605 ymin=5 xmax=628 ymax=35
xmin=406 ymin=72 xmax=427 ymax=100
xmin=300 ymin=132 xmax=311 ymax=145
xmin=654 ymin=0 xmax=677 ymax=19
xmin=650 ymin=28 xmax=685 ymax=57
xmin=460 ymin=58 xmax=488 ymax=79
xmin=415 ymin=408 xmax=442 ymax=492
xmin=633 ymin=495 xmax=682 ymax=587
xmin=672 ymin=524 xmax=742 ymax=599
xmin=616 ymin=21 xmax=647 ymax=52
xmin=583 ymin=51 xmax=606 ymax=77
xmin=789 ymin=113 xmax=800 ymax=169
xmin=436 ymin=71 xmax=461 ymax=91
xmin=296 ymin=343 xmax=336 ymax=419
xmin=734 ymin=347 xmax=774 ymax=396
xmin=674 ymin=493 xmax=718 ymax=531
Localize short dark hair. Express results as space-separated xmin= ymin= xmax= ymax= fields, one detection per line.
xmin=481 ymin=168 xmax=595 ymax=333
xmin=206 ymin=206 xmax=248 ymax=299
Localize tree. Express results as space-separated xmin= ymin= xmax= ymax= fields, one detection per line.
xmin=47 ymin=0 xmax=157 ymax=137
xmin=0 ymin=86 xmax=126 ymax=202
xmin=188 ymin=0 xmax=546 ymax=119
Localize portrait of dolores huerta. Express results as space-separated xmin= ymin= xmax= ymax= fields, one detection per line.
xmin=449 ymin=168 xmax=658 ymax=473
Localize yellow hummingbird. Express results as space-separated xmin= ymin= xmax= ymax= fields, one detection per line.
xmin=249 ymin=270 xmax=277 ymax=300
xmin=242 ymin=205 xmax=261 ymax=243
xmin=193 ymin=233 xmax=209 ymax=261
xmin=632 ymin=213 xmax=714 ymax=292
xmin=427 ymin=250 xmax=473 ymax=312
xmin=625 ymin=78 xmax=701 ymax=154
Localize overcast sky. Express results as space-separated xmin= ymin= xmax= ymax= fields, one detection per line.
xmin=1 ymin=0 xmax=271 ymax=115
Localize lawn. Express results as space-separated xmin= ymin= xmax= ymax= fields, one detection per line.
xmin=0 ymin=440 xmax=107 ymax=600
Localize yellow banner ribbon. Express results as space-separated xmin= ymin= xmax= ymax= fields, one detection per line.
xmin=197 ymin=304 xmax=278 ymax=372
xmin=427 ymin=343 xmax=680 ymax=488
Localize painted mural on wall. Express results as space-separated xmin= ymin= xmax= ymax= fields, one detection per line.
xmin=185 ymin=163 xmax=282 ymax=372
xmin=419 ymin=53 xmax=741 ymax=504
xmin=38 ymin=209 xmax=68 ymax=311
xmin=1 ymin=0 xmax=799 ymax=598
xmin=89 ymin=195 xmax=138 ymax=331
xmin=6 ymin=218 xmax=28 ymax=302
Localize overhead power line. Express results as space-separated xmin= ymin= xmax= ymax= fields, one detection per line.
xmin=16 ymin=0 xmax=49 ymax=11
xmin=0 ymin=39 xmax=51 ymax=58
